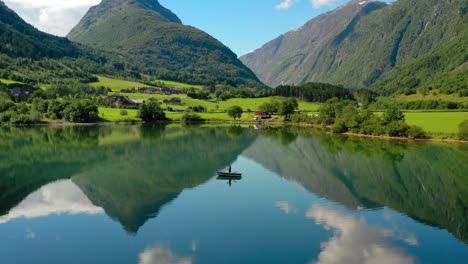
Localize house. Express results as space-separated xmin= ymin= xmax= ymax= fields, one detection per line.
xmin=105 ymin=94 xmax=138 ymax=108
xmin=254 ymin=111 xmax=270 ymax=120
xmin=163 ymin=97 xmax=182 ymax=105
xmin=8 ymin=89 xmax=30 ymax=102
xmin=160 ymin=87 xmax=172 ymax=95
xmin=132 ymin=99 xmax=146 ymax=105
xmin=121 ymin=88 xmax=134 ymax=93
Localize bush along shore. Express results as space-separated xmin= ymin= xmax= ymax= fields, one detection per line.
xmin=0 ymin=83 xmax=466 ymax=142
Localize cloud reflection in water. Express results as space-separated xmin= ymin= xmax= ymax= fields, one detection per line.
xmin=307 ymin=204 xmax=416 ymax=264
xmin=0 ymin=180 xmax=104 ymax=224
xmin=139 ymin=246 xmax=192 ymax=264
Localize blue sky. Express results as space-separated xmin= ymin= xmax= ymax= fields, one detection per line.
xmin=5 ymin=0 xmax=395 ymax=57
xmin=159 ymin=0 xmax=395 ymax=56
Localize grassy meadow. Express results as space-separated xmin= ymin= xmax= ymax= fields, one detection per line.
xmin=0 ymin=78 xmax=21 ymax=84
xmin=121 ymin=93 xmax=321 ymax=112
xmin=395 ymin=92 xmax=468 ymax=103
xmin=90 ymin=76 xmax=146 ymax=91
xmin=90 ymin=75 xmax=203 ymax=91
xmin=404 ymin=112 xmax=467 ymax=134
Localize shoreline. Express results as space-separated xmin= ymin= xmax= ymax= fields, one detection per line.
xmin=3 ymin=119 xmax=467 ymax=144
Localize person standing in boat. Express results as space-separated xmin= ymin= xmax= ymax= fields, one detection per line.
xmin=228 ymin=165 xmax=232 ymax=173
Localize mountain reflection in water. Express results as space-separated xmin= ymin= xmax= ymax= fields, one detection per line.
xmin=0 ymin=125 xmax=466 ymax=263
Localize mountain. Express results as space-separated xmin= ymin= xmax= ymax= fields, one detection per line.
xmin=0 ymin=1 xmax=142 ymax=83
xmin=240 ymin=0 xmax=468 ymax=93
xmin=0 ymin=1 xmax=80 ymax=59
xmin=68 ymin=0 xmax=263 ymax=87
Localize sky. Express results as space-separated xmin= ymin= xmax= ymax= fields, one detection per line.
xmin=3 ymin=0 xmax=395 ymax=57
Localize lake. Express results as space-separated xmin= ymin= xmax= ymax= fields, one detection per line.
xmin=0 ymin=125 xmax=467 ymax=264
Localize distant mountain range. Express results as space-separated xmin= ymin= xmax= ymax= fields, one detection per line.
xmin=0 ymin=0 xmax=263 ymax=87
xmin=240 ymin=0 xmax=468 ymax=94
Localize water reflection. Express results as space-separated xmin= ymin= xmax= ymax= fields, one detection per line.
xmin=0 ymin=125 xmax=467 ymax=251
xmin=0 ymin=125 xmax=257 ymax=233
xmin=307 ymin=205 xmax=415 ymax=264
xmin=0 ymin=180 xmax=103 ymax=224
xmin=139 ymin=245 xmax=192 ymax=264
xmin=245 ymin=127 xmax=468 ymax=242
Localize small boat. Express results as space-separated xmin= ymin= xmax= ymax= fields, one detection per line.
xmin=217 ymin=172 xmax=242 ymax=178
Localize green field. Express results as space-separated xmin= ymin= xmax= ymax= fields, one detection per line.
xmin=404 ymin=112 xmax=468 ymax=134
xmin=395 ymin=92 xmax=468 ymax=103
xmin=99 ymin=107 xmax=140 ymax=122
xmin=91 ymin=75 xmax=203 ymax=91
xmin=99 ymin=107 xmax=282 ymax=122
xmin=121 ymin=94 xmax=321 ymax=112
xmin=376 ymin=111 xmax=467 ymax=134
xmin=153 ymin=79 xmax=203 ymax=89
xmin=90 ymin=76 xmax=146 ymax=91
xmin=0 ymin=78 xmax=20 ymax=84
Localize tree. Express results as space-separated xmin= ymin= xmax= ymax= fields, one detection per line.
xmin=138 ymin=102 xmax=166 ymax=123
xmin=408 ymin=125 xmax=428 ymax=139
xmin=258 ymin=101 xmax=279 ymax=114
xmin=63 ymin=100 xmax=99 ymax=123
xmin=383 ymin=107 xmax=405 ymax=125
xmin=227 ymin=105 xmax=243 ymax=120
xmin=459 ymin=120 xmax=468 ymax=140
xmin=278 ymin=98 xmax=298 ymax=118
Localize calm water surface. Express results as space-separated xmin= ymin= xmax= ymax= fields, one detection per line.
xmin=0 ymin=125 xmax=467 ymax=263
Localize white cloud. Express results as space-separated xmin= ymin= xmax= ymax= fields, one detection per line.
xmin=276 ymin=201 xmax=297 ymax=215
xmin=139 ymin=246 xmax=192 ymax=264
xmin=311 ymin=0 xmax=339 ymax=8
xmin=306 ymin=204 xmax=416 ymax=264
xmin=3 ymin=0 xmax=101 ymax=36
xmin=0 ymin=180 xmax=104 ymax=224
xmin=276 ymin=0 xmax=296 ymax=10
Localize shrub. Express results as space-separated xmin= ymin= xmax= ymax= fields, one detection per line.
xmin=0 ymin=110 xmax=16 ymax=123
xmin=383 ymin=107 xmax=405 ymax=125
xmin=458 ymin=120 xmax=468 ymax=140
xmin=182 ymin=113 xmax=203 ymax=123
xmin=408 ymin=125 xmax=428 ymax=139
xmin=0 ymin=99 xmax=15 ymax=112
xmin=332 ymin=120 xmax=348 ymax=133
xmin=138 ymin=102 xmax=166 ymax=123
xmin=192 ymin=105 xmax=207 ymax=113
xmin=10 ymin=113 xmax=41 ymax=125
xmin=386 ymin=121 xmax=410 ymax=137
xmin=290 ymin=114 xmax=315 ymax=124
xmin=120 ymin=109 xmax=128 ymax=116
xmin=63 ymin=100 xmax=99 ymax=123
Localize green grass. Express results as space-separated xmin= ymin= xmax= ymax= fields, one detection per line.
xmin=91 ymin=76 xmax=146 ymax=92
xmin=376 ymin=111 xmax=467 ymax=134
xmin=404 ymin=112 xmax=468 ymax=134
xmin=0 ymin=78 xmax=21 ymax=84
xmin=99 ymin=107 xmax=282 ymax=122
xmin=153 ymin=79 xmax=203 ymax=89
xmin=99 ymin=107 xmax=140 ymax=122
xmin=120 ymin=94 xmax=321 ymax=112
xmin=91 ymin=75 xmax=203 ymax=92
xmin=166 ymin=112 xmax=267 ymax=121
xmin=394 ymin=92 xmax=468 ymax=103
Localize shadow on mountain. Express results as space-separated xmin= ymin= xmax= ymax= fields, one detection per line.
xmin=0 ymin=125 xmax=257 ymax=233
xmin=243 ymin=127 xmax=468 ymax=243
